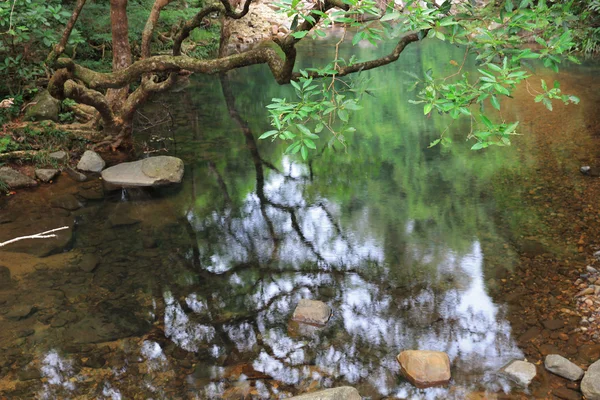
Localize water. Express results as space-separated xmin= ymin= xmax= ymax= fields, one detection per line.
xmin=0 ymin=37 xmax=599 ymax=399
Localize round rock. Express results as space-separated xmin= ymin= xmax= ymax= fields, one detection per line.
xmin=397 ymin=350 xmax=451 ymax=388
xmin=582 ymin=359 xmax=600 ymax=400
xmin=502 ymin=360 xmax=537 ymax=387
xmin=545 ymin=354 xmax=584 ymax=381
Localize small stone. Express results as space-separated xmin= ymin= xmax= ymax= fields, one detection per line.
xmin=397 ymin=350 xmax=451 ymax=388
xmin=288 ymin=387 xmax=362 ymax=400
xmin=518 ymin=327 xmax=541 ymax=342
xmin=576 ymin=287 xmax=595 ymax=297
xmin=594 ymin=250 xmax=600 ymax=261
xmin=50 ymin=194 xmax=82 ymax=211
xmin=77 ymin=150 xmax=105 ymax=173
xmin=587 ymin=266 xmax=599 ymax=274
xmin=35 ymin=168 xmax=59 ymax=183
xmin=581 ymin=359 xmax=600 ymax=400
xmin=502 ymin=360 xmax=537 ymax=387
xmin=79 ymin=254 xmax=99 ymax=273
xmin=291 ymin=299 xmax=331 ymax=326
xmin=65 ymin=167 xmax=87 ymax=182
xmin=16 ymin=329 xmax=34 ymax=338
xmin=544 ymin=354 xmax=584 ymax=381
xmin=0 ymin=167 xmax=37 ymax=189
xmin=82 ymin=354 xmax=106 ymax=369
xmin=109 ymin=214 xmax=140 ymax=227
xmin=49 ymin=151 xmax=67 ymax=163
xmin=543 ymin=319 xmax=564 ymax=330
xmin=6 ymin=305 xmax=35 ymax=320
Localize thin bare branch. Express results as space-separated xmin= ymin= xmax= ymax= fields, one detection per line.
xmin=0 ymin=227 xmax=69 ymax=248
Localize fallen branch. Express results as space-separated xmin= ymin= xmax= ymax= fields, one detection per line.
xmin=0 ymin=226 xmax=69 ymax=248
xmin=0 ymin=150 xmax=40 ymax=162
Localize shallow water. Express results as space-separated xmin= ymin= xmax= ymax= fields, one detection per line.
xmin=1 ymin=38 xmax=599 ymax=399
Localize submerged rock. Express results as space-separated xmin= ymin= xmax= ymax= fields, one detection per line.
xmin=50 ymin=194 xmax=82 ymax=211
xmin=77 ymin=150 xmax=105 ymax=172
xmin=0 ymin=215 xmax=74 ymax=257
xmin=502 ymin=360 xmax=537 ymax=387
xmin=35 ymin=168 xmax=59 ymax=183
xmin=65 ymin=167 xmax=87 ymax=182
xmin=0 ymin=167 xmax=37 ymax=189
xmin=288 ymin=387 xmax=361 ymax=400
xmin=101 ymin=156 xmax=184 ymax=188
xmin=79 ymin=253 xmax=99 ymax=273
xmin=291 ymin=299 xmax=332 ymax=326
xmin=397 ymin=350 xmax=451 ymax=388
xmin=6 ymin=305 xmax=35 ymax=320
xmin=582 ymin=359 xmax=600 ymax=400
xmin=544 ymin=354 xmax=584 ymax=381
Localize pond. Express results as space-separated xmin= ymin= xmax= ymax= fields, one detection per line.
xmin=0 ymin=36 xmax=599 ymax=399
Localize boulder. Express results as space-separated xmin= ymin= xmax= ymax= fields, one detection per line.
xmin=288 ymin=387 xmax=361 ymax=400
xmin=101 ymin=156 xmax=184 ymax=188
xmin=24 ymin=90 xmax=60 ymax=122
xmin=35 ymin=168 xmax=59 ymax=183
xmin=65 ymin=167 xmax=87 ymax=182
xmin=544 ymin=354 xmax=584 ymax=381
xmin=77 ymin=150 xmax=105 ymax=172
xmin=502 ymin=360 xmax=537 ymax=387
xmin=397 ymin=350 xmax=451 ymax=388
xmin=291 ymin=299 xmax=331 ymax=326
xmin=582 ymin=359 xmax=600 ymax=400
xmin=0 ymin=167 xmax=37 ymax=189
xmin=49 ymin=151 xmax=68 ymax=163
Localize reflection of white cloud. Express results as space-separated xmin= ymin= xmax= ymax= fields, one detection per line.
xmin=37 ymin=350 xmax=75 ymax=399
xmin=164 ymin=291 xmax=215 ymax=352
xmin=141 ymin=341 xmax=169 ymax=372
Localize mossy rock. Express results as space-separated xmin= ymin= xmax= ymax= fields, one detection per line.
xmin=24 ymin=90 xmax=60 ymax=122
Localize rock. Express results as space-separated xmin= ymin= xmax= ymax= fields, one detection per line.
xmin=35 ymin=168 xmax=59 ymax=183
xmin=580 ymin=166 xmax=600 ymax=177
xmin=101 ymin=156 xmax=184 ymax=188
xmin=576 ymin=287 xmax=595 ymax=297
xmin=109 ymin=213 xmax=140 ymax=227
xmin=49 ymin=151 xmax=67 ymax=163
xmin=65 ymin=167 xmax=87 ymax=182
xmin=594 ymin=250 xmax=600 ymax=261
xmin=79 ymin=253 xmax=99 ymax=272
xmin=518 ymin=326 xmax=541 ymax=342
xmin=291 ymin=299 xmax=331 ymax=326
xmin=581 ymin=359 xmax=600 ymax=400
xmin=18 ymin=369 xmax=42 ymax=381
xmin=6 ymin=305 xmax=35 ymax=320
xmin=50 ymin=194 xmax=82 ymax=211
xmin=77 ymin=150 xmax=105 ymax=173
xmin=288 ymin=387 xmax=362 ymax=400
xmin=543 ymin=319 xmax=564 ymax=330
xmin=587 ymin=266 xmax=599 ymax=274
xmin=0 ymin=266 xmax=11 ymax=289
xmin=0 ymin=167 xmax=37 ymax=189
xmin=78 ymin=187 xmax=103 ymax=200
xmin=82 ymin=354 xmax=106 ymax=369
xmin=0 ymin=215 xmax=74 ymax=257
xmin=544 ymin=354 xmax=584 ymax=381
xmin=553 ymin=387 xmax=582 ymax=400
xmin=502 ymin=360 xmax=537 ymax=387
xmin=24 ymin=90 xmax=60 ymax=122
xmin=396 ymin=350 xmax=451 ymax=388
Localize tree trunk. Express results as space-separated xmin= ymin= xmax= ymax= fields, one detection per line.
xmin=106 ymin=0 xmax=133 ymax=118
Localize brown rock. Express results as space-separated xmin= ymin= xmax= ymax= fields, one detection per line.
xmin=553 ymin=387 xmax=582 ymax=400
xmin=291 ymin=299 xmax=332 ymax=326
xmin=543 ymin=319 xmax=564 ymax=330
xmin=397 ymin=350 xmax=451 ymax=388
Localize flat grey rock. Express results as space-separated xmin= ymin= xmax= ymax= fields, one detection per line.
xmin=77 ymin=150 xmax=105 ymax=172
xmin=289 ymin=387 xmax=361 ymax=400
xmin=49 ymin=151 xmax=67 ymax=163
xmin=35 ymin=168 xmax=59 ymax=182
xmin=101 ymin=156 xmax=184 ymax=188
xmin=291 ymin=299 xmax=331 ymax=326
xmin=0 ymin=167 xmax=37 ymax=189
xmin=582 ymin=359 xmax=600 ymax=400
xmin=66 ymin=167 xmax=87 ymax=182
xmin=503 ymin=360 xmax=537 ymax=387
xmin=545 ymin=354 xmax=584 ymax=381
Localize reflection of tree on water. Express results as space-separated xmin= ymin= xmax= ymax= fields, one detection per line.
xmin=152 ymin=75 xmax=524 ymax=399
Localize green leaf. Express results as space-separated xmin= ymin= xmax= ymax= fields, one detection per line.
xmin=428 ymin=138 xmax=441 ymax=148
xmin=259 ymin=130 xmax=278 ymax=140
xmin=424 ymin=103 xmax=433 ymax=115
xmin=301 ymin=145 xmax=308 ymax=160
xmin=291 ymin=31 xmax=309 ymax=39
xmin=338 ymin=109 xmax=349 ymax=122
xmin=471 ymin=142 xmax=486 ymax=150
xmin=490 ymin=95 xmax=500 ymax=110
xmin=303 ymin=138 xmax=317 ymax=149
xmin=381 ymin=11 xmax=401 ymax=21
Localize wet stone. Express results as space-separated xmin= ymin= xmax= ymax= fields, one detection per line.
xmin=18 ymin=369 xmax=41 ymax=381
xmin=543 ymin=319 xmax=564 ymax=330
xmin=6 ymin=305 xmax=35 ymax=320
xmin=16 ymin=329 xmax=34 ymax=338
xmin=82 ymin=354 xmax=106 ymax=369
xmin=291 ymin=299 xmax=332 ymax=326
xmin=397 ymin=350 xmax=451 ymax=388
xmin=65 ymin=167 xmax=87 ymax=182
xmin=553 ymin=387 xmax=583 ymax=400
xmin=79 ymin=253 xmax=99 ymax=273
xmin=581 ymin=359 xmax=600 ymax=400
xmin=50 ymin=194 xmax=82 ymax=211
xmin=544 ymin=354 xmax=584 ymax=381
xmin=502 ymin=360 xmax=537 ymax=387
xmin=35 ymin=168 xmax=59 ymax=183
xmin=109 ymin=213 xmax=140 ymax=227
xmin=518 ymin=326 xmax=541 ymax=342
xmin=0 ymin=265 xmax=11 ymax=289
xmin=289 ymin=387 xmax=362 ymax=400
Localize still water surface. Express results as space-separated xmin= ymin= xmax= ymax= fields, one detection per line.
xmin=1 ymin=38 xmax=599 ymax=399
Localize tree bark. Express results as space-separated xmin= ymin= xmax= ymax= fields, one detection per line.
xmin=46 ymin=0 xmax=87 ymax=64
xmin=106 ymin=0 xmax=133 ymax=115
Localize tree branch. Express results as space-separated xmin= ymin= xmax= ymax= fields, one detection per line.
xmin=46 ymin=0 xmax=87 ymax=64
xmin=0 ymin=227 xmax=69 ymax=248
xmin=142 ymin=0 xmax=178 ymax=59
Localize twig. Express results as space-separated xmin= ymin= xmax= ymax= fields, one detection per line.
xmin=0 ymin=226 xmax=69 ymax=248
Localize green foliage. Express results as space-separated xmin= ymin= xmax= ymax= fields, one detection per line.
xmin=262 ymin=0 xmax=590 ymax=154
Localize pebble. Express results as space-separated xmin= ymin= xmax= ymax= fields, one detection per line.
xmin=575 ymin=287 xmax=594 ymax=297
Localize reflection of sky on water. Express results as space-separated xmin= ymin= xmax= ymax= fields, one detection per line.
xmin=175 ymin=157 xmax=523 ymax=398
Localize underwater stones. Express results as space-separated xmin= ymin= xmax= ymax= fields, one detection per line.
xmin=289 ymin=387 xmax=362 ymax=400
xmin=0 ymin=167 xmax=37 ymax=189
xmin=50 ymin=194 xmax=82 ymax=211
xmin=502 ymin=360 xmax=537 ymax=387
xmin=77 ymin=150 xmax=105 ymax=173
xmin=291 ymin=299 xmax=332 ymax=326
xmin=65 ymin=167 xmax=87 ymax=182
xmin=582 ymin=359 xmax=600 ymax=400
xmin=397 ymin=350 xmax=451 ymax=388
xmin=0 ymin=216 xmax=74 ymax=257
xmin=101 ymin=156 xmax=184 ymax=188
xmin=544 ymin=354 xmax=584 ymax=381
xmin=79 ymin=253 xmax=99 ymax=273
xmin=6 ymin=305 xmax=36 ymax=320
xmin=35 ymin=168 xmax=59 ymax=183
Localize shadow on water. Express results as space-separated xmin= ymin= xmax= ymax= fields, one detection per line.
xmin=0 ymin=38 xmax=599 ymax=399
